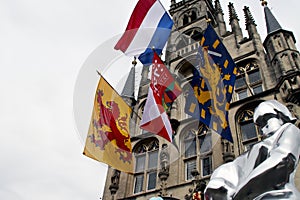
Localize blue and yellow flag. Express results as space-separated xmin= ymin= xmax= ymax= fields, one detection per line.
xmin=185 ymin=24 xmax=237 ymax=142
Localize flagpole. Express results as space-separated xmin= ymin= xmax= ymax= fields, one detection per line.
xmin=130 ymin=56 xmax=143 ymax=120
xmin=131 ymin=56 xmax=137 ymax=101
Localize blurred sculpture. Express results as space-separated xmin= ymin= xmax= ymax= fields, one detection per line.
xmin=205 ymin=100 xmax=300 ymax=199
xmin=160 ymin=143 xmax=170 ymax=173
xmin=159 ymin=144 xmax=170 ymax=197
xmin=109 ymin=169 xmax=120 ymax=197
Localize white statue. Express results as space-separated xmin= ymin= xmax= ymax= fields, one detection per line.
xmin=205 ymin=100 xmax=300 ymax=199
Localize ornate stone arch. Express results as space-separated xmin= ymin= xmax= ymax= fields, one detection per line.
xmin=175 ymin=54 xmax=199 ymax=80
xmin=178 ymin=120 xmax=200 ymax=143
xmin=175 ymin=36 xmax=188 ymax=51
xmin=183 ymin=27 xmax=204 ymax=42
xmin=173 ymin=55 xmax=199 ymax=116
xmin=133 ymin=137 xmax=159 ymax=153
xmin=236 ymin=58 xmax=259 ymax=72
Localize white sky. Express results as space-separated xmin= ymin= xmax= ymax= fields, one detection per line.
xmin=1 ymin=0 xmax=299 ymax=199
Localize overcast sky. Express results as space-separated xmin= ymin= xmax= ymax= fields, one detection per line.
xmin=1 ymin=0 xmax=299 ymax=199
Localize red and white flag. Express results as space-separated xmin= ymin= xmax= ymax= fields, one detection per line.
xmin=140 ymin=52 xmax=179 ymax=142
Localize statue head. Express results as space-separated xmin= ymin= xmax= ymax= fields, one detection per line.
xmin=253 ymin=100 xmax=297 ymax=135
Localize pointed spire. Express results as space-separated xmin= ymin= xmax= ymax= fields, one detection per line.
xmin=171 ymin=0 xmax=176 ymax=6
xmin=243 ymin=6 xmax=262 ymax=51
xmin=228 ymin=2 xmax=243 ymax=43
xmin=214 ymin=0 xmax=223 ymax=14
xmin=243 ymin=6 xmax=256 ymax=26
xmin=228 ymin=2 xmax=239 ymax=22
xmin=215 ymin=0 xmax=226 ymax=36
xmin=261 ymin=0 xmax=282 ymax=34
xmin=121 ymin=58 xmax=136 ymax=101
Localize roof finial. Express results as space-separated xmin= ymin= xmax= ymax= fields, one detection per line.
xmin=214 ymin=0 xmax=223 ymax=14
xmin=261 ymin=0 xmax=268 ymax=7
xmin=228 ymin=2 xmax=239 ymax=22
xmin=243 ymin=6 xmax=256 ymax=26
xmin=262 ymin=0 xmax=282 ymax=34
xmin=132 ymin=56 xmax=137 ymax=66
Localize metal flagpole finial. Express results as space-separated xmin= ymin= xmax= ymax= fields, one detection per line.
xmin=151 ymin=46 xmax=156 ymax=52
xmin=260 ymin=0 xmax=268 ymax=7
xmin=96 ymin=70 xmax=101 ymax=76
xmin=206 ymin=17 xmax=212 ymax=24
xmin=132 ymin=57 xmax=137 ymax=66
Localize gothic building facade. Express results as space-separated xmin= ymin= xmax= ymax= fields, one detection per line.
xmin=102 ymin=0 xmax=300 ymax=199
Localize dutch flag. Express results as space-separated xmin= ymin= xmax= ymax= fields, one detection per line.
xmin=114 ymin=0 xmax=173 ymax=65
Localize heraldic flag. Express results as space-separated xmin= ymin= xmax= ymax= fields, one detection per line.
xmin=83 ymin=76 xmax=133 ymax=173
xmin=114 ymin=0 xmax=173 ymax=65
xmin=185 ymin=24 xmax=237 ymax=142
xmin=140 ymin=52 xmax=182 ymax=142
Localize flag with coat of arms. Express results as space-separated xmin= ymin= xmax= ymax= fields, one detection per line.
xmin=140 ymin=51 xmax=182 ymax=142
xmin=83 ymin=76 xmax=134 ymax=173
xmin=185 ymin=24 xmax=237 ymax=142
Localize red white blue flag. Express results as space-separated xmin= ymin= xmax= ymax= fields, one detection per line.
xmin=114 ymin=0 xmax=173 ymax=65
xmin=140 ymin=52 xmax=181 ymax=142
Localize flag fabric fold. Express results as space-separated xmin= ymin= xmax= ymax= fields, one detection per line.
xmin=185 ymin=24 xmax=237 ymax=142
xmin=114 ymin=0 xmax=173 ymax=65
xmin=83 ymin=76 xmax=134 ymax=173
xmin=140 ymin=52 xmax=182 ymax=142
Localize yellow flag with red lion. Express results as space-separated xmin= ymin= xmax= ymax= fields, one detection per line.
xmin=83 ymin=76 xmax=133 ymax=173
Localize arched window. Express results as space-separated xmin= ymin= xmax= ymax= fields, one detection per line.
xmin=183 ymin=15 xmax=189 ymax=26
xmin=182 ymin=125 xmax=212 ymax=180
xmin=184 ymin=130 xmax=197 ymax=158
xmin=181 ymin=10 xmax=198 ymax=26
xmin=190 ymin=10 xmax=197 ymax=22
xmin=183 ymin=28 xmax=202 ymax=41
xmin=183 ymin=130 xmax=197 ymax=180
xmin=234 ymin=60 xmax=263 ymax=101
xmin=133 ymin=139 xmax=159 ymax=193
xmin=191 ymin=30 xmax=202 ymax=41
xmin=199 ymin=130 xmax=212 ymax=177
xmin=237 ymin=108 xmax=262 ymax=151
